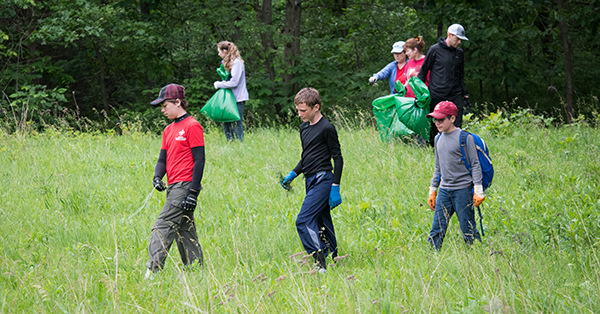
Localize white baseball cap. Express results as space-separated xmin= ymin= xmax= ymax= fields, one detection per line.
xmin=390 ymin=41 xmax=405 ymax=53
xmin=448 ymin=24 xmax=468 ymax=40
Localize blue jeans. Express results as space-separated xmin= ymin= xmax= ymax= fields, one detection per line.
xmin=296 ymin=171 xmax=338 ymax=256
xmin=222 ymin=101 xmax=245 ymax=142
xmin=428 ymin=186 xmax=481 ymax=249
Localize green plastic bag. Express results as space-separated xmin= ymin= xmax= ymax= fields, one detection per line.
xmin=394 ymin=80 xmax=406 ymax=96
xmin=372 ymin=95 xmax=415 ymax=142
xmin=200 ymin=65 xmax=241 ymax=122
xmin=372 ymin=79 xmax=430 ymax=142
xmin=407 ymin=76 xmax=430 ymax=109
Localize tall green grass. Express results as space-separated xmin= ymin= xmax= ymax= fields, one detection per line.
xmin=0 ymin=117 xmax=599 ymax=313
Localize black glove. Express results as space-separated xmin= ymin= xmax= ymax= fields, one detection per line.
xmin=463 ymin=97 xmax=471 ymax=114
xmin=181 ymin=190 xmax=198 ymax=211
xmin=153 ymin=177 xmax=166 ymax=192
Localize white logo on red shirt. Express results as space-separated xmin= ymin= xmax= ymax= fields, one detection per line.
xmin=175 ymin=129 xmax=187 ymax=141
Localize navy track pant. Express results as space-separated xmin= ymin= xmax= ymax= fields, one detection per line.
xmin=296 ymin=171 xmax=337 ymax=256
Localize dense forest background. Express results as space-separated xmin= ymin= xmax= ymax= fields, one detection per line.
xmin=1 ymin=0 xmax=599 ymax=132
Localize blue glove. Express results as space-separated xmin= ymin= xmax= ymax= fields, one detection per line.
xmin=329 ymin=185 xmax=342 ymax=209
xmin=280 ymin=171 xmax=297 ymax=190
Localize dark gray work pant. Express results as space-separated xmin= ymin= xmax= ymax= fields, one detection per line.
xmin=146 ymin=181 xmax=203 ymax=271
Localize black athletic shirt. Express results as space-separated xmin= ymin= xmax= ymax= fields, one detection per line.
xmin=292 ymin=117 xmax=343 ymax=184
xmin=417 ymin=37 xmax=468 ymax=100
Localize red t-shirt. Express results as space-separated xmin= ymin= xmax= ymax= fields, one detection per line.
xmin=405 ymin=57 xmax=429 ymax=98
xmin=394 ymin=62 xmax=407 ymax=93
xmin=161 ymin=116 xmax=205 ymax=185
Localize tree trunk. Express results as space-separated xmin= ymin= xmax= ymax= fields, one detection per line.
xmin=283 ymin=0 xmax=302 ymax=95
xmin=141 ymin=0 xmax=154 ymax=103
xmin=255 ymin=0 xmax=278 ymax=111
xmin=231 ymin=0 xmax=244 ymax=42
xmin=93 ymin=42 xmax=110 ymax=113
xmin=140 ymin=0 xmax=150 ymax=15
xmin=437 ymin=21 xmax=443 ymax=38
xmin=557 ymin=0 xmax=574 ymax=123
xmin=505 ymin=78 xmax=509 ymax=105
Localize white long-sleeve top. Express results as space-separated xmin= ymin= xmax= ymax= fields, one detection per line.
xmin=214 ymin=58 xmax=249 ymax=102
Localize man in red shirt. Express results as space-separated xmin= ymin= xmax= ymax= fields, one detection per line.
xmin=145 ymin=84 xmax=205 ymax=279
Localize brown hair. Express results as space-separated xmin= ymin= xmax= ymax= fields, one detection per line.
xmin=165 ymin=98 xmax=189 ymax=110
xmin=294 ymin=87 xmax=321 ymax=109
xmin=217 ymin=41 xmax=244 ymax=73
xmin=404 ymin=36 xmax=425 ymax=53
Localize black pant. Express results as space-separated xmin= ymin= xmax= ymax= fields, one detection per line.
xmin=429 ymin=95 xmax=464 ymax=145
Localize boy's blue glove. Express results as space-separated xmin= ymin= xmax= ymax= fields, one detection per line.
xmin=329 ymin=185 xmax=342 ymax=209
xmin=280 ymin=171 xmax=297 ymax=190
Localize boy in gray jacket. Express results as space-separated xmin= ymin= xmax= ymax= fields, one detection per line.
xmin=426 ymin=101 xmax=485 ymax=249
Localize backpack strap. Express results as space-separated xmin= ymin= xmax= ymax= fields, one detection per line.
xmin=459 ymin=130 xmax=472 ymax=173
xmin=461 ymin=130 xmax=486 ymax=237
xmin=435 ymin=134 xmax=441 ymax=185
xmin=477 ymin=204 xmax=485 ymax=237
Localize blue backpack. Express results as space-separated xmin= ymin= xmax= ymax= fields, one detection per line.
xmin=459 ymin=130 xmax=494 ymax=236
xmin=459 ymin=130 xmax=494 ymax=191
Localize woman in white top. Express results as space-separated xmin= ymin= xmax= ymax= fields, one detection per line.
xmin=214 ymin=41 xmax=249 ymax=142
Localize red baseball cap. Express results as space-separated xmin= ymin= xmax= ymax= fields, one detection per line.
xmin=426 ymin=101 xmax=458 ymax=119
xmin=150 ymin=84 xmax=186 ymax=106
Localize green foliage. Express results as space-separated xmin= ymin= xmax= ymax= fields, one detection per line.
xmin=7 ymin=84 xmax=67 ymax=111
xmin=1 ymin=0 xmax=600 ymax=129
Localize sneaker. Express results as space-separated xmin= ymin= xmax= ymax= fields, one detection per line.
xmin=313 ymin=250 xmax=327 ymax=274
xmin=144 ymin=269 xmax=159 ymax=280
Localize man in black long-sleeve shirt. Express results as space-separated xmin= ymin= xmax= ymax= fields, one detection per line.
xmin=418 ymin=23 xmax=471 ymax=144
xmin=281 ymin=87 xmax=344 ymax=274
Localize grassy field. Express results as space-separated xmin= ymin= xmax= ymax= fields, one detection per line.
xmin=1 ymin=117 xmax=599 ymax=313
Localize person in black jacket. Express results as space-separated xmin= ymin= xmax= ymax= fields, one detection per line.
xmin=418 ymin=23 xmax=471 ymax=144
xmin=280 ymin=87 xmax=344 ymax=274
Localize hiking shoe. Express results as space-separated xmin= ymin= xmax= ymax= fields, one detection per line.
xmin=313 ymin=250 xmax=327 ymax=273
xmin=144 ymin=269 xmax=159 ymax=280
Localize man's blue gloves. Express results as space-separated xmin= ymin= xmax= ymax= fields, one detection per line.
xmin=280 ymin=171 xmax=297 ymax=190
xmin=329 ymin=185 xmax=342 ymax=209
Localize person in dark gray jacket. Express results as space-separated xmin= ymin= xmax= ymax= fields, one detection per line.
xmin=418 ymin=24 xmax=471 ymax=144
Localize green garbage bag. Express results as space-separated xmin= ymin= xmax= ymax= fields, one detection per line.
xmin=394 ymin=80 xmax=406 ymax=96
xmin=372 ymin=82 xmax=430 ymax=142
xmin=200 ymin=65 xmax=241 ymax=122
xmin=395 ymin=97 xmax=430 ymax=141
xmin=407 ymin=76 xmax=430 ymax=109
xmin=372 ymin=95 xmax=415 ymax=142
xmin=216 ymin=64 xmax=230 ymax=81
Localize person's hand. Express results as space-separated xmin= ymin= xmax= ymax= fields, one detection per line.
xmin=213 ymin=81 xmax=220 ymax=89
xmin=181 ymin=190 xmax=199 ymax=211
xmin=369 ymin=76 xmax=377 ymax=84
xmin=280 ymin=171 xmax=297 ymax=190
xmin=464 ymin=97 xmax=471 ymax=114
xmin=428 ymin=187 xmax=437 ymax=210
xmin=473 ymin=185 xmax=485 ymax=207
xmin=153 ymin=177 xmax=166 ymax=192
xmin=329 ymin=185 xmax=342 ymax=209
